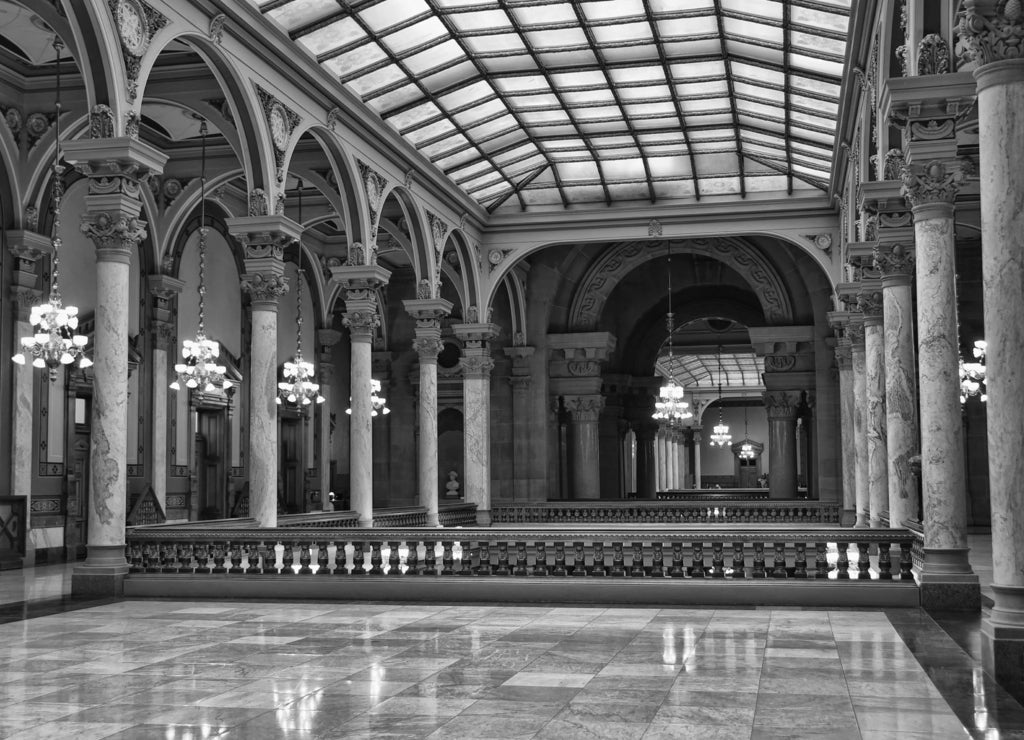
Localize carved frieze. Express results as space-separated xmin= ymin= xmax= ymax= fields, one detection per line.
xmin=764 ymin=354 xmax=797 ymax=373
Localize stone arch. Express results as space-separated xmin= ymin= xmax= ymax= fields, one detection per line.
xmin=502 ymin=269 xmax=528 ymax=346
xmin=441 ymin=230 xmax=478 ymax=317
xmin=568 ymin=238 xmax=794 ymax=331
xmin=161 ymin=168 xmax=245 ymax=270
xmin=48 ymin=0 xmax=116 ymax=114
xmin=377 ymin=184 xmax=427 ymax=280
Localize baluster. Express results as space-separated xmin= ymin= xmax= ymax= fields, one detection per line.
xmin=386 ymin=541 xmax=401 ymax=576
xmin=422 ymin=540 xmax=437 ymax=575
xmin=731 ymin=542 xmax=745 ymax=578
xmin=317 ymin=542 xmax=330 ymax=575
xmin=710 ymin=542 xmax=724 ymax=578
xmin=212 ymin=542 xmax=227 ymax=574
xmin=280 ymin=542 xmax=294 ymax=575
xmin=495 ymin=541 xmax=510 ymax=575
xmin=793 ymin=542 xmax=807 ymax=578
xmin=513 ymin=542 xmax=528 ymax=576
xmin=229 ymin=541 xmax=244 ymax=574
xmin=630 ymin=542 xmax=645 ymax=577
xmin=690 ymin=542 xmax=705 ymax=578
xmin=261 ymin=543 xmax=278 ymax=575
xmin=350 ymin=541 xmax=364 ymax=575
xmin=369 ymin=542 xmax=384 ymax=575
xmin=127 ymin=542 xmax=142 ymax=573
xmin=857 ymin=542 xmax=871 ymax=580
xmin=477 ymin=542 xmax=492 ymax=575
xmin=650 ymin=542 xmax=665 ymax=577
xmin=454 ymin=541 xmax=470 ymax=575
xmin=160 ymin=542 xmax=176 ymax=573
xmin=571 ymin=542 xmax=586 ymax=576
xmin=836 ymin=541 xmax=850 ymax=579
xmin=772 ymin=542 xmax=787 ymax=578
xmin=194 ymin=543 xmax=210 ymax=574
xmin=752 ymin=542 xmax=766 ymax=578
xmin=669 ymin=542 xmax=685 ymax=578
xmin=589 ymin=540 xmax=602 ymax=577
xmin=441 ymin=541 xmax=454 ymax=575
xmin=899 ymin=542 xmax=914 ymax=580
xmin=533 ymin=542 xmax=548 ymax=576
xmin=610 ymin=542 xmax=625 ymax=577
xmin=176 ymin=543 xmax=194 ymax=574
xmin=552 ymin=542 xmax=567 ymax=576
xmin=246 ymin=542 xmax=262 ymax=574
xmin=814 ymin=542 xmax=829 ymax=579
xmin=144 ymin=543 xmax=159 ymax=573
xmin=298 ymin=542 xmax=313 ymax=575
xmin=877 ymin=542 xmax=892 ymax=580
xmin=405 ymin=541 xmax=419 ymax=575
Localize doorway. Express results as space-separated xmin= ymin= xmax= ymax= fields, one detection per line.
xmin=195 ymin=408 xmax=228 ymax=519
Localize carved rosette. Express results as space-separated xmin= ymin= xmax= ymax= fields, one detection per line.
xmin=460 ymin=355 xmax=495 ymax=378
xmin=343 ymin=310 xmax=380 ymax=341
xmin=873 ymin=243 xmax=914 ymax=278
xmin=764 ymin=390 xmax=802 ymax=421
xmin=255 ymin=85 xmax=301 ymax=182
xmin=81 ymin=210 xmax=147 ymax=259
xmin=107 ymin=0 xmax=169 ymax=103
xmin=241 ymin=272 xmax=288 ymax=304
xmin=901 ymin=159 xmax=971 ymax=207
xmin=958 ymin=0 xmax=1024 ymax=66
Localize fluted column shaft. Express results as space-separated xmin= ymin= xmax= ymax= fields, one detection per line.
xmin=233 ymin=221 xmax=296 ymax=529
xmin=849 ymin=322 xmax=870 ymax=527
xmin=62 ymin=138 xmax=166 ymax=596
xmin=565 ymin=395 xmax=604 ymax=499
xmin=765 ymin=391 xmax=801 ymax=499
xmin=862 ymin=292 xmax=888 ymax=527
xmin=875 ymin=246 xmax=919 ymax=527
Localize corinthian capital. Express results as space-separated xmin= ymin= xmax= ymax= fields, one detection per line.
xmin=460 ymin=355 xmax=494 ymax=378
xmin=901 ymin=159 xmax=973 ymax=207
xmin=958 ymin=0 xmax=1024 ymax=66
xmin=872 ymin=243 xmax=914 ymax=277
xmin=81 ymin=210 xmax=147 ymax=260
xmin=241 ymin=272 xmax=289 ymax=304
xmin=764 ymin=390 xmax=802 ymax=421
xmin=343 ymin=309 xmax=380 ymax=340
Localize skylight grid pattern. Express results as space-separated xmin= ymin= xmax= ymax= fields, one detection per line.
xmin=659 ymin=351 xmax=765 ymax=390
xmin=252 ymin=0 xmax=850 ymax=211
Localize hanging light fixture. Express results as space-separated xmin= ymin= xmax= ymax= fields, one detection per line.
xmin=739 ymin=405 xmax=756 ymax=459
xmin=13 ymin=37 xmax=93 ymax=381
xmin=652 ymin=243 xmax=691 ymax=425
xmin=346 ymin=379 xmax=390 ymax=417
xmin=170 ymin=120 xmax=232 ymax=394
xmin=959 ymin=339 xmax=986 ymax=403
xmin=277 ymin=180 xmax=324 ymax=408
xmin=709 ymin=345 xmax=732 ymax=447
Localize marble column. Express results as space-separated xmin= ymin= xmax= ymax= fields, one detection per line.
xmin=874 ymin=244 xmax=919 ymax=527
xmin=232 ymin=217 xmax=298 ymax=528
xmin=564 ymin=395 xmax=604 ymax=499
xmin=861 ymin=290 xmax=888 ymax=527
xmin=62 ymin=138 xmax=165 ymax=596
xmin=404 ymin=298 xmax=452 ymax=526
xmin=902 ymin=158 xmax=979 ymax=609
xmin=668 ymin=431 xmax=678 ymax=490
xmin=148 ymin=275 xmax=183 ymax=514
xmin=654 ymin=427 xmax=666 ymax=492
xmin=677 ymin=432 xmax=688 ymax=489
xmin=505 ymin=346 xmax=536 ymax=502
xmin=635 ymin=421 xmax=657 ymax=499
xmin=961 ymin=5 xmax=1024 ymax=684
xmin=316 ymin=329 xmax=341 ymax=511
xmin=764 ymin=390 xmax=800 ymax=499
xmin=692 ymin=428 xmax=703 ymax=489
xmin=333 ymin=266 xmax=390 ymax=527
xmin=849 ymin=320 xmax=870 ymax=527
xmin=8 ymin=231 xmax=49 ymax=564
xmin=454 ymin=322 xmax=498 ymax=525
xmin=834 ymin=336 xmax=857 ymax=521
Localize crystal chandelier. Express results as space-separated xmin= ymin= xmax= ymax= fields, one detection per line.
xmin=277 ymin=180 xmax=324 ymax=408
xmin=739 ymin=406 xmax=755 ymax=459
xmin=346 ymin=378 xmax=390 ymax=417
xmin=709 ymin=345 xmax=731 ymax=447
xmin=652 ymin=243 xmax=691 ymax=424
xmin=170 ymin=120 xmax=232 ymax=393
xmin=959 ymin=339 xmax=987 ymax=403
xmin=12 ymin=38 xmax=93 ymax=382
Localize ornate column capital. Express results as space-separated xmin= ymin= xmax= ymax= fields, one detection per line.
xmin=330 ymin=264 xmax=391 ymax=295
xmin=6 ymin=230 xmax=51 ymax=279
xmin=150 ymin=319 xmax=175 ymax=350
xmin=564 ymin=394 xmax=604 ymax=422
xmin=460 ymin=354 xmax=495 ymax=379
xmin=404 ymin=297 xmax=453 ymax=324
xmin=847 ymin=317 xmax=866 ymax=347
xmin=10 ymin=285 xmax=42 ymax=320
xmin=241 ymin=266 xmax=288 ymax=310
xmin=453 ymin=321 xmax=500 ymax=347
xmin=81 ymin=210 xmax=147 ymax=263
xmin=901 ymin=158 xmax=974 ymax=209
xmin=958 ymin=0 xmax=1024 ymax=68
xmin=343 ymin=308 xmax=380 ymax=343
xmin=316 ymin=329 xmax=342 ymax=384
xmin=764 ymin=390 xmax=803 ymax=421
xmin=873 ymin=243 xmax=915 ymax=284
xmin=226 ymin=215 xmax=303 ymax=259
xmin=858 ymin=288 xmax=885 ymax=326
xmin=412 ymin=335 xmax=444 ymax=361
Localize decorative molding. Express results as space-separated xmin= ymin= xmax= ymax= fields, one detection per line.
xmin=917 ymin=33 xmax=951 ymax=74
xmin=647 ymin=218 xmax=662 ymax=237
xmin=567 ymin=360 xmax=601 ymax=377
xmin=764 ymin=354 xmax=797 ymax=373
xmin=255 ymin=85 xmax=301 ymax=181
xmin=38 ymin=462 xmax=64 ymax=477
xmin=460 ymin=355 xmax=495 ymax=377
xmin=326 ymin=107 xmax=342 ymax=131
xmin=108 ymin=0 xmax=169 ymax=102
xmin=90 ymin=104 xmax=116 ymax=139
xmin=909 ymin=118 xmax=957 ymax=141
xmin=209 ymin=13 xmax=227 ymax=44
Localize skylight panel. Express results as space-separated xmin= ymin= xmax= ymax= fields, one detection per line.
xmin=265 ymin=0 xmax=335 ymax=32
xmin=300 ymin=18 xmax=365 ymax=57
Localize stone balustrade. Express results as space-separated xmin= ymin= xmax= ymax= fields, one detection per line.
xmin=491 ymin=501 xmax=839 ymax=525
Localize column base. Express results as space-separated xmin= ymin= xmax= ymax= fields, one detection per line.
xmin=918 ymin=547 xmax=980 ymax=611
xmin=840 ymin=509 xmax=857 ymax=527
xmin=475 ymin=509 xmax=491 ymax=527
xmin=71 ymin=545 xmax=128 ymax=597
xmin=982 ymin=586 xmax=1024 ymax=706
xmin=359 ymin=517 xmax=374 ymax=528
xmin=426 ymin=513 xmax=439 ymax=528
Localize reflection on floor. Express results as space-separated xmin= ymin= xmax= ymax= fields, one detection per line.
xmin=1 ymin=597 xmax=1023 ymax=740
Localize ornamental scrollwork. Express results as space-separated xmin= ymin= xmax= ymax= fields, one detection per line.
xmin=858 ymin=290 xmax=884 ymax=317
xmin=240 ymin=272 xmax=288 ymax=303
xmin=901 ymin=159 xmax=971 ymax=207
xmin=343 ymin=310 xmax=380 ymax=337
xmin=917 ymin=33 xmax=951 ymax=74
xmin=90 ymin=104 xmax=116 ymax=139
xmin=81 ymin=210 xmax=147 ymax=253
xmin=873 ymin=243 xmax=914 ymax=277
xmin=460 ymin=355 xmax=495 ymax=377
xmin=958 ymin=0 xmax=1024 ymax=66
xmin=209 ymin=14 xmax=227 ymax=45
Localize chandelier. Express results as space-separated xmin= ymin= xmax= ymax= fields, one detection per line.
xmin=12 ymin=38 xmax=93 ymax=381
xmin=346 ymin=378 xmax=390 ymax=417
xmin=959 ymin=339 xmax=986 ymax=403
xmin=277 ymin=180 xmax=324 ymax=408
xmin=709 ymin=345 xmax=731 ymax=447
xmin=652 ymin=242 xmax=691 ymax=424
xmin=739 ymin=406 xmax=755 ymax=459
xmin=170 ymin=120 xmax=231 ymax=393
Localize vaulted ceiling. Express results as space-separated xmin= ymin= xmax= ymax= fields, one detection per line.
xmin=251 ymin=0 xmax=851 ymax=212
